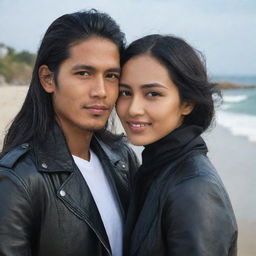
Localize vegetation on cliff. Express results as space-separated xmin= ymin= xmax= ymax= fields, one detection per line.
xmin=0 ymin=43 xmax=36 ymax=85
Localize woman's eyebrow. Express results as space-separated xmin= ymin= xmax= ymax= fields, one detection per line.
xmin=141 ymin=83 xmax=168 ymax=89
xmin=119 ymin=83 xmax=131 ymax=88
xmin=119 ymin=82 xmax=168 ymax=89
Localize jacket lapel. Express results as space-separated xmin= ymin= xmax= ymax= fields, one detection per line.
xmin=129 ymin=181 xmax=160 ymax=256
xmin=91 ymin=137 xmax=129 ymax=218
xmin=56 ymin=167 xmax=111 ymax=254
xmin=128 ymin=160 xmax=183 ymax=256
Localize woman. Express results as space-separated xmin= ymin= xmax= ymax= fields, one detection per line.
xmin=116 ymin=35 xmax=237 ymax=256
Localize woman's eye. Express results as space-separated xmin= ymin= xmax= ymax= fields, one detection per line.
xmin=146 ymin=91 xmax=161 ymax=97
xmin=119 ymin=90 xmax=131 ymax=96
xmin=75 ymin=71 xmax=90 ymax=76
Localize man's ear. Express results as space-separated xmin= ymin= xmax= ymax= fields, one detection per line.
xmin=39 ymin=65 xmax=55 ymax=93
xmin=181 ymin=101 xmax=195 ymax=116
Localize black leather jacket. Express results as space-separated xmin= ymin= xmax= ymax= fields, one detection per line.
xmin=125 ymin=152 xmax=238 ymax=256
xmin=0 ymin=125 xmax=139 ymax=256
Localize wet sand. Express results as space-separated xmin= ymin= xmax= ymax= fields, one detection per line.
xmin=0 ymin=85 xmax=255 ymax=255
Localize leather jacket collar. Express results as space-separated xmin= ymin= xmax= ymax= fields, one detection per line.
xmin=34 ymin=122 xmax=122 ymax=174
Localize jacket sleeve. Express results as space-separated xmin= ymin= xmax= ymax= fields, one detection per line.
xmin=162 ymin=176 xmax=237 ymax=256
xmin=0 ymin=168 xmax=33 ymax=256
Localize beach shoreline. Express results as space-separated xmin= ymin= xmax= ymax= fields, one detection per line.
xmin=205 ymin=124 xmax=256 ymax=256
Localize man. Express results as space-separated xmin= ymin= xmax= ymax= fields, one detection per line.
xmin=0 ymin=10 xmax=138 ymax=256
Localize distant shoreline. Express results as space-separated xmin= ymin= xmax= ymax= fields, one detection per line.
xmin=217 ymin=81 xmax=256 ymax=90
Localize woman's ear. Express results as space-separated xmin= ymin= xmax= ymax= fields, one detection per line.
xmin=181 ymin=101 xmax=195 ymax=116
xmin=39 ymin=65 xmax=55 ymax=93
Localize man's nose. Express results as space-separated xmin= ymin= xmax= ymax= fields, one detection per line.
xmin=90 ymin=76 xmax=107 ymax=98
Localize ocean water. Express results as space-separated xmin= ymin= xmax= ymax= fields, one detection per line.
xmin=212 ymin=76 xmax=256 ymax=142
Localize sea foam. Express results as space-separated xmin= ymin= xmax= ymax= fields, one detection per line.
xmin=217 ymin=111 xmax=256 ymax=143
xmin=223 ymin=95 xmax=248 ymax=103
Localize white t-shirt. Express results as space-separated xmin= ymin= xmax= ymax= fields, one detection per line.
xmin=72 ymin=150 xmax=123 ymax=256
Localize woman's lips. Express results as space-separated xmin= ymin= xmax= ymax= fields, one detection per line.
xmin=126 ymin=121 xmax=151 ymax=132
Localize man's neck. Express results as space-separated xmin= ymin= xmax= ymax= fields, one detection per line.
xmin=56 ymin=120 xmax=93 ymax=161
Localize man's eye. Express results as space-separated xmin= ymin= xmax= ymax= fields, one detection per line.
xmin=75 ymin=71 xmax=90 ymax=76
xmin=119 ymin=90 xmax=131 ymax=96
xmin=146 ymin=91 xmax=161 ymax=97
xmin=106 ymin=73 xmax=120 ymax=80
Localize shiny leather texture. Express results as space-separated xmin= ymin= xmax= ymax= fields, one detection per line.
xmin=0 ymin=125 xmax=139 ymax=256
xmin=125 ymin=152 xmax=238 ymax=256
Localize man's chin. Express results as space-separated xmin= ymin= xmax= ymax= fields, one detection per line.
xmin=82 ymin=124 xmax=107 ymax=132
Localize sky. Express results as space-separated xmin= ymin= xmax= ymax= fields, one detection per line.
xmin=0 ymin=0 xmax=255 ymax=76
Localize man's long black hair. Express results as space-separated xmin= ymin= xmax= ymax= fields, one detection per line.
xmin=1 ymin=10 xmax=125 ymax=156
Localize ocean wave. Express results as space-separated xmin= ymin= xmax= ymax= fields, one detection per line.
xmin=223 ymin=95 xmax=248 ymax=103
xmin=221 ymin=104 xmax=231 ymax=110
xmin=216 ymin=111 xmax=256 ymax=142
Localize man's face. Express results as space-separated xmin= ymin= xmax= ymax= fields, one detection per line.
xmin=49 ymin=36 xmax=120 ymax=134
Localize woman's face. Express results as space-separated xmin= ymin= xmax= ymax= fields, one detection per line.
xmin=116 ymin=54 xmax=193 ymax=146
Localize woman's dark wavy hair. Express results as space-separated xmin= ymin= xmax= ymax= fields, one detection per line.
xmin=1 ymin=9 xmax=125 ymax=155
xmin=121 ymin=34 xmax=220 ymax=131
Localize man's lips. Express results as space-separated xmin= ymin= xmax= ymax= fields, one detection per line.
xmin=83 ymin=105 xmax=110 ymax=114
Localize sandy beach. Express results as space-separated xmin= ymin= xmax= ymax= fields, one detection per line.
xmin=0 ymin=85 xmax=255 ymax=255
xmin=0 ymin=86 xmax=29 ymax=147
xmin=205 ymin=125 xmax=256 ymax=256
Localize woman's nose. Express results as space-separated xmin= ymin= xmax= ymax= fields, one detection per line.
xmin=128 ymin=96 xmax=145 ymax=117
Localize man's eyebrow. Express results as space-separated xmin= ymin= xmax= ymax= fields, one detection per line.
xmin=72 ymin=65 xmax=96 ymax=71
xmin=71 ymin=65 xmax=120 ymax=73
xmin=107 ymin=68 xmax=121 ymax=73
